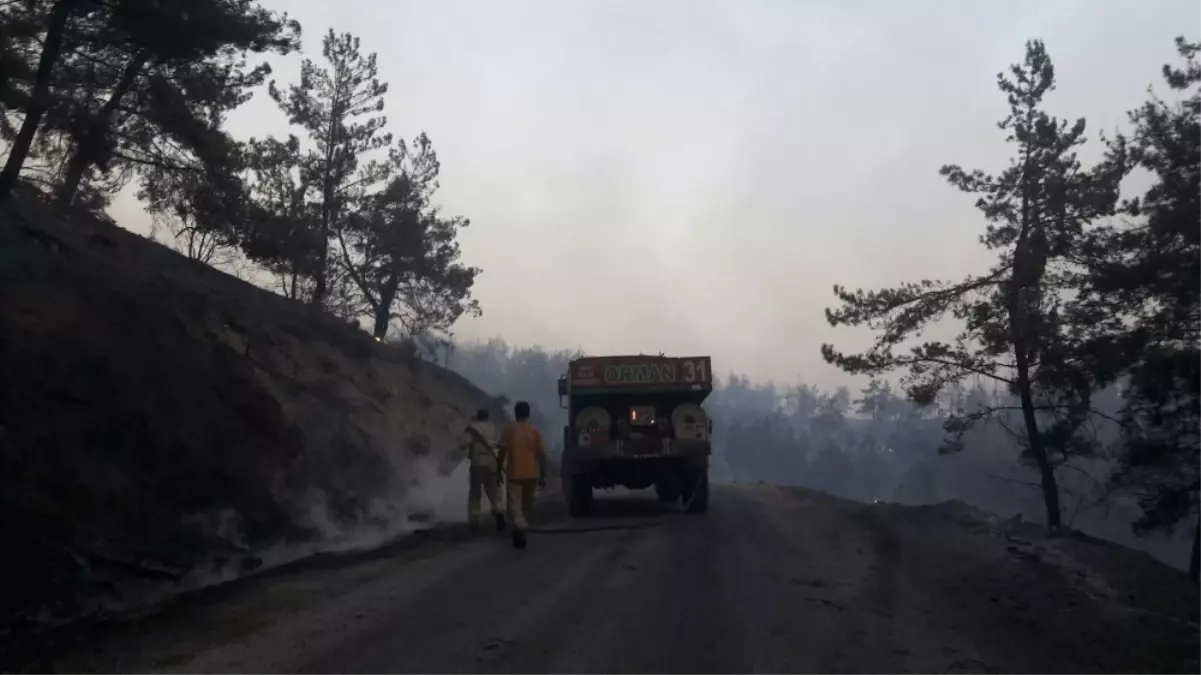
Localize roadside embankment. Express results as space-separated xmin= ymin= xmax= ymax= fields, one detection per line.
xmin=0 ymin=186 xmax=502 ymax=632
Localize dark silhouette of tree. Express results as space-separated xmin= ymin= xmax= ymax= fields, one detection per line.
xmin=269 ymin=29 xmax=391 ymax=309
xmin=1113 ymin=354 xmax=1199 ymax=558
xmin=337 ymin=133 xmax=481 ymax=341
xmin=0 ymin=0 xmax=299 ymax=207
xmin=1082 ymin=37 xmax=1199 ymax=581
xmin=0 ymin=0 xmax=78 ymax=201
xmin=241 ymin=134 xmax=321 ymax=301
xmin=140 ymin=148 xmax=246 ymax=265
xmin=821 ymin=40 xmax=1127 ymax=529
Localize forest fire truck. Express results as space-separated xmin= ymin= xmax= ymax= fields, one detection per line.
xmin=557 ymin=354 xmax=713 ymax=516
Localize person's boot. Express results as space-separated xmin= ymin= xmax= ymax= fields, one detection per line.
xmin=511 ymin=529 xmax=527 ymax=549
xmin=468 ymin=517 xmax=480 ymax=535
xmin=494 ymin=512 xmax=506 ymax=531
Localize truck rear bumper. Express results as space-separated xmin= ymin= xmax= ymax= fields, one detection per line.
xmin=563 ymin=440 xmax=710 ymax=473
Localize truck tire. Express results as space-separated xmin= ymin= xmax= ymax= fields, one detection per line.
xmin=655 ymin=477 xmax=680 ymax=502
xmin=683 ymin=469 xmax=709 ymax=514
xmin=568 ymin=472 xmax=593 ymax=517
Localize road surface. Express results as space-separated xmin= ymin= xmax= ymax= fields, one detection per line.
xmin=35 ymin=483 xmax=1201 ymax=674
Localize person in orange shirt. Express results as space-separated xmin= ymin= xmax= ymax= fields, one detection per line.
xmin=497 ymin=400 xmax=546 ymax=549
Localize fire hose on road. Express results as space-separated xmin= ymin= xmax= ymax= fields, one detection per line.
xmin=527 ymin=471 xmax=706 ymax=535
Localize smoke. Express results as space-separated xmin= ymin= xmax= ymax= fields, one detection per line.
xmin=241 ymin=455 xmax=473 ymax=571
xmin=90 ymin=456 xmax=480 ymax=622
xmin=402 ymin=456 xmax=472 ymax=525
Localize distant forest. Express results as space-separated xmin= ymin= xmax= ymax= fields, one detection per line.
xmin=440 ymin=337 xmax=1188 ymax=571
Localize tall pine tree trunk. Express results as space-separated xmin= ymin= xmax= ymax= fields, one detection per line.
xmin=1008 ymin=255 xmax=1066 ymax=526
xmin=0 ymin=0 xmax=76 ymax=202
xmin=311 ymin=210 xmax=329 ymax=308
xmin=371 ymin=279 xmax=398 ymax=340
xmin=54 ymin=51 xmax=148 ymax=207
xmin=310 ymin=104 xmax=343 ymax=310
xmin=371 ymin=308 xmax=389 ymax=341
xmin=1009 ymin=260 xmax=1060 ymax=529
xmin=287 ymin=266 xmax=299 ymax=301
xmin=1011 ymin=163 xmax=1061 ymax=530
xmin=1012 ymin=332 xmax=1061 ymax=528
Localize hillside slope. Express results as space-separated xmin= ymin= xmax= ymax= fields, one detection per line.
xmin=0 ymin=185 xmax=501 ymax=628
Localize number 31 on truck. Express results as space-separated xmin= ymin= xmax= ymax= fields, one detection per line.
xmin=556 ymin=354 xmax=714 ymax=516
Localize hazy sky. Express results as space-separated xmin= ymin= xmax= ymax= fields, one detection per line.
xmin=108 ymin=0 xmax=1198 ymax=389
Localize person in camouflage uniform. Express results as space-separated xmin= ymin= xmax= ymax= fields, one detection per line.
xmin=461 ymin=408 xmax=505 ymax=532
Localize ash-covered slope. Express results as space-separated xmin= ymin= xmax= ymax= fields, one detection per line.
xmin=0 ymin=186 xmax=500 ymax=628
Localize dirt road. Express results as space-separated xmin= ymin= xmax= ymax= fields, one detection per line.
xmin=32 ymin=483 xmax=1201 ymax=674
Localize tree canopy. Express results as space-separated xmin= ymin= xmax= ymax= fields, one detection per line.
xmin=1 ymin=1 xmax=482 ymax=347
xmin=0 ymin=0 xmax=300 ymax=207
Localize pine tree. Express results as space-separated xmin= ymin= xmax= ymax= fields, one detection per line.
xmin=338 ymin=133 xmax=481 ymax=340
xmin=0 ymin=0 xmax=299 ymax=206
xmin=140 ymin=144 xmax=246 ymax=265
xmin=1083 ymin=37 xmax=1199 ymax=580
xmin=821 ymin=40 xmax=1126 ymax=528
xmin=240 ymin=134 xmax=321 ymax=301
xmin=269 ymin=29 xmax=391 ymax=309
xmin=0 ymin=0 xmax=79 ymax=201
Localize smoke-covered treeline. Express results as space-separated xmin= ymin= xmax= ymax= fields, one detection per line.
xmin=444 ymin=337 xmax=1190 ymax=570
xmin=438 ymin=338 xmax=578 ymax=457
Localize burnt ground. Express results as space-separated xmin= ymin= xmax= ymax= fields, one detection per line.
xmin=13 ymin=483 xmax=1198 ymax=674
xmin=0 ymin=184 xmax=501 ymax=633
